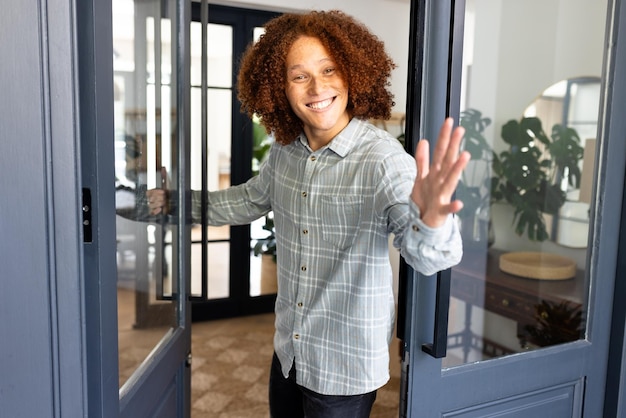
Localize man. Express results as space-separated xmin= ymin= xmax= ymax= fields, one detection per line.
xmin=149 ymin=10 xmax=469 ymax=418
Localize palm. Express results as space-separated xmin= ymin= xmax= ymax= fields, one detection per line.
xmin=411 ymin=118 xmax=470 ymax=228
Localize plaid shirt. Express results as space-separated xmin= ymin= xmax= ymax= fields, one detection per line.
xmin=194 ymin=118 xmax=462 ymax=395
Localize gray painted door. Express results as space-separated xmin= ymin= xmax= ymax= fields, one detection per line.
xmin=115 ymin=0 xmax=192 ymax=416
xmin=83 ymin=0 xmax=192 ymax=416
xmin=402 ymin=0 xmax=626 ymax=416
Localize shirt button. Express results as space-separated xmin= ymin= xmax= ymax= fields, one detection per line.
xmin=301 ymin=266 xmax=307 ymax=272
xmin=297 ymin=302 xmax=303 ymax=308
xmin=412 ymin=224 xmax=420 ymax=232
xmin=311 ymin=156 xmax=317 ymax=161
xmin=302 ymin=229 xmax=308 ymax=235
xmin=301 ymin=191 xmax=308 ymax=198
xmin=294 ymin=334 xmax=300 ymax=340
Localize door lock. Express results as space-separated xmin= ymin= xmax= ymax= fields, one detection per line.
xmin=82 ymin=188 xmax=92 ymax=243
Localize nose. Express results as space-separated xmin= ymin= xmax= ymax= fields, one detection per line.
xmin=308 ymin=76 xmax=325 ymax=94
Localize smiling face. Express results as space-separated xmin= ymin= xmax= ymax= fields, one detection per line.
xmin=284 ymin=36 xmax=350 ymax=150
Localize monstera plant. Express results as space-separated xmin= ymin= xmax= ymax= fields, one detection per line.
xmin=457 ymin=109 xmax=498 ymax=246
xmin=492 ymin=117 xmax=584 ymax=241
xmin=457 ymin=109 xmax=585 ymax=242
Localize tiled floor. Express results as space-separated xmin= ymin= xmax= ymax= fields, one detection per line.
xmin=118 ymin=288 xmax=401 ymax=417
xmin=190 ymin=313 xmax=401 ymax=418
xmin=190 ymin=314 xmax=275 ymax=417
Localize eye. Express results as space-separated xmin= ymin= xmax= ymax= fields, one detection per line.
xmin=291 ymin=74 xmax=308 ymax=82
xmin=324 ymin=67 xmax=336 ymax=75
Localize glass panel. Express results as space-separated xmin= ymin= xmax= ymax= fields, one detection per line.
xmin=251 ymin=214 xmax=276 ymax=296
xmin=190 ymin=20 xmax=233 ymax=299
xmin=445 ymin=0 xmax=606 ymax=368
xmin=208 ymin=24 xmax=233 ymax=88
xmin=113 ymin=0 xmax=179 ymax=387
xmin=203 ymin=87 xmax=232 ymax=300
xmin=190 ymin=23 xmax=233 ymax=88
xmin=251 ymin=120 xmax=275 ymax=297
xmin=248 ymin=26 xmax=278 ymax=297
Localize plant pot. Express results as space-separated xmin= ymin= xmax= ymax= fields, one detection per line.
xmin=260 ymin=254 xmax=278 ymax=294
xmin=459 ymin=212 xmax=495 ymax=250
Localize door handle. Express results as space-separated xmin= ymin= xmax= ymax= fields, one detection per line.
xmin=156 ymin=167 xmax=173 ymax=301
xmin=421 ymin=269 xmax=451 ymax=358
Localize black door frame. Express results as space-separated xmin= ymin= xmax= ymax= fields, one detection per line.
xmin=190 ymin=4 xmax=280 ymax=321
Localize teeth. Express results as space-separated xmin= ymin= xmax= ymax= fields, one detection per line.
xmin=309 ymin=98 xmax=333 ymax=110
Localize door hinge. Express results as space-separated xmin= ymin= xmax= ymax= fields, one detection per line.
xmin=82 ymin=188 xmax=92 ymax=243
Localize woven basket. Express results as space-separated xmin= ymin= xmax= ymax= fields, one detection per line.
xmin=499 ymin=251 xmax=576 ymax=280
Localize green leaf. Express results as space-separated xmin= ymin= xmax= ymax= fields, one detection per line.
xmin=519 ymin=117 xmax=550 ymax=147
xmin=460 ymin=109 xmax=493 ymax=161
xmin=548 ymin=124 xmax=584 ymax=188
xmin=456 ymin=184 xmax=483 ymax=219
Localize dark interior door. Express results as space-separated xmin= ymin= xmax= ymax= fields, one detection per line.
xmin=188 ymin=4 xmax=280 ymax=321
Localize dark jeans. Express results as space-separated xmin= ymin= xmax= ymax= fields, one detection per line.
xmin=269 ymin=352 xmax=377 ymax=418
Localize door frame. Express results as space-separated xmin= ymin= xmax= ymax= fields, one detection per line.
xmin=401 ymin=0 xmax=626 ymax=416
xmin=602 ymin=0 xmax=626 ymax=414
xmin=189 ymin=4 xmax=280 ymax=321
xmin=79 ymin=0 xmax=121 ymax=415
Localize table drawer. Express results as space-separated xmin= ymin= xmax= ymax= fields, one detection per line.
xmin=485 ymin=287 xmax=536 ymax=322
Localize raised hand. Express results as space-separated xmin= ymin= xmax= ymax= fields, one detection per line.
xmin=411 ymin=117 xmax=470 ymax=228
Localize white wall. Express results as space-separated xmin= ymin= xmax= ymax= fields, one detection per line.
xmin=210 ymin=0 xmax=411 ymax=113
xmin=466 ymin=0 xmax=606 ymax=152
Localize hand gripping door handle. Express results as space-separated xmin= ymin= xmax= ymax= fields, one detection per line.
xmin=421 ymin=269 xmax=451 ymax=358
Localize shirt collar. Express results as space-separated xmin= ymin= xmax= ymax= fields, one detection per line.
xmin=297 ymin=118 xmax=365 ymax=158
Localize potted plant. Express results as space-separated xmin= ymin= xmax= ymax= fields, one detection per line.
xmin=253 ymin=212 xmax=277 ymax=293
xmin=523 ymin=300 xmax=584 ymax=347
xmin=251 ymin=118 xmax=278 ymax=292
xmin=252 ymin=117 xmax=272 ymax=176
xmin=492 ymin=117 xmax=584 ymax=241
xmin=457 ymin=109 xmax=498 ymax=247
xmin=457 ymin=109 xmax=585 ymax=243
xmin=253 ymin=213 xmax=276 ymax=261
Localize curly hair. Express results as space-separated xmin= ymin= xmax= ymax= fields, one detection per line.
xmin=237 ymin=10 xmax=397 ymax=145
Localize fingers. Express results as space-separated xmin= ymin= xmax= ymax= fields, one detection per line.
xmin=411 ymin=117 xmax=470 ymax=227
xmin=431 ymin=117 xmax=453 ymax=169
xmin=434 ymin=117 xmax=465 ymax=171
xmin=414 ymin=138 xmax=430 ymax=180
xmin=415 ymin=118 xmax=467 ymax=187
xmin=446 ymin=148 xmax=471 ymax=188
xmin=147 ymin=189 xmax=166 ymax=215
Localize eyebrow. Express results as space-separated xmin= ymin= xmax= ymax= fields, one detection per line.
xmin=287 ymin=57 xmax=334 ymax=72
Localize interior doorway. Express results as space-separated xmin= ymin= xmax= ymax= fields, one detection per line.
xmin=188 ymin=4 xmax=281 ymax=320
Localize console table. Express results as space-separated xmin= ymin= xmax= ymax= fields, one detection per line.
xmin=448 ymin=249 xmax=587 ymax=361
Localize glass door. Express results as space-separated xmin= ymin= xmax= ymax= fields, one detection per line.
xmin=402 ymin=0 xmax=624 ymax=416
xmin=112 ymin=0 xmax=191 ymax=415
xmin=188 ymin=4 xmax=279 ymax=320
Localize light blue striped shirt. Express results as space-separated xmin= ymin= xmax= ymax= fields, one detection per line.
xmin=195 ymin=117 xmax=462 ymax=395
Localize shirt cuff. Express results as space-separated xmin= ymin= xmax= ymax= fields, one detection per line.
xmin=407 ymin=200 xmax=455 ymax=245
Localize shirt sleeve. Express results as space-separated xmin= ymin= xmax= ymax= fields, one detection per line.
xmin=190 ymin=156 xmax=273 ymax=225
xmin=397 ymin=200 xmax=463 ymax=276
xmin=379 ymin=146 xmax=463 ymax=276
